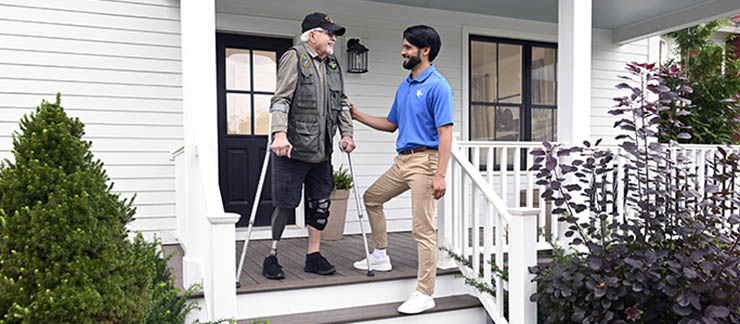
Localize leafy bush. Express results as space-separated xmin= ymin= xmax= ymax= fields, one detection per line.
xmin=529 ymin=63 xmax=740 ymax=323
xmin=0 ymin=95 xmax=154 ymax=323
xmin=130 ymin=234 xmax=200 ymax=324
xmin=333 ymin=166 xmax=353 ymax=191
xmin=663 ymin=19 xmax=740 ymax=144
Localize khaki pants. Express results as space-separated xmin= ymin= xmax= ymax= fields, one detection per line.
xmin=363 ymin=150 xmax=438 ymax=295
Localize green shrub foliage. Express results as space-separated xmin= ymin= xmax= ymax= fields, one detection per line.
xmin=0 ymin=95 xmax=154 ymax=323
xmin=663 ymin=19 xmax=740 ymax=144
xmin=333 ymin=166 xmax=353 ymax=191
xmin=131 ymin=235 xmax=199 ymax=324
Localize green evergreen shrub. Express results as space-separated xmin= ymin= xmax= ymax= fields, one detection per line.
xmin=130 ymin=235 xmax=199 ymax=324
xmin=0 ymin=95 xmax=154 ymax=323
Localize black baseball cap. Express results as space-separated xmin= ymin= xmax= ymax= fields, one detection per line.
xmin=301 ymin=12 xmax=345 ymax=36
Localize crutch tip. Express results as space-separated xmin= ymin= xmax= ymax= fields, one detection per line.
xmin=367 ymin=270 xmax=375 ymax=277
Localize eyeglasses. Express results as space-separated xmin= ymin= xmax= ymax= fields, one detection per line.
xmin=315 ymin=29 xmax=336 ymax=37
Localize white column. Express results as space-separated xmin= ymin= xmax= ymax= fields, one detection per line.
xmin=508 ymin=208 xmax=539 ymax=324
xmin=557 ymin=0 xmax=592 ymax=244
xmin=557 ymin=0 xmax=592 ymax=145
xmin=181 ymin=0 xmax=233 ymax=320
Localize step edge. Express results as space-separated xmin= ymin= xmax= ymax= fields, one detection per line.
xmin=238 ymin=294 xmax=482 ymax=324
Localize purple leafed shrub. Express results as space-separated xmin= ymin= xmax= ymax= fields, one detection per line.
xmin=529 ymin=63 xmax=740 ymax=323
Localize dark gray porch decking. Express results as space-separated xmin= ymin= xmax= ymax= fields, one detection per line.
xmin=163 ymin=232 xmax=460 ymax=295
xmin=233 ymin=232 xmax=459 ymax=294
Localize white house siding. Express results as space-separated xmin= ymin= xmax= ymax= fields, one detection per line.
xmin=0 ymin=0 xmax=182 ymax=242
xmin=0 ymin=0 xmax=652 ymax=241
xmin=215 ymin=0 xmax=652 ymax=235
xmin=590 ymin=30 xmax=650 ymax=143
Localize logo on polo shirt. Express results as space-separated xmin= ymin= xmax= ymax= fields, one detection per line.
xmin=416 ymin=89 xmax=424 ymax=98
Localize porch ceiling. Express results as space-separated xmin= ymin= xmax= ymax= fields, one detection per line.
xmin=364 ymin=0 xmax=740 ymax=43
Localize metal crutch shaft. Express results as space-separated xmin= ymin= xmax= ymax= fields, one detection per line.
xmin=236 ymin=114 xmax=273 ymax=287
xmin=343 ymin=142 xmax=374 ymax=276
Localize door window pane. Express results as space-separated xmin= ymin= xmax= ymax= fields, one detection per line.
xmin=471 ymin=41 xmax=497 ymax=103
xmin=253 ymin=50 xmax=277 ymax=92
xmin=495 ymin=106 xmax=520 ymax=141
xmin=532 ymin=47 xmax=557 ymax=105
xmin=532 ymin=108 xmax=554 ymax=142
xmin=471 ymin=105 xmax=495 ymax=141
xmin=498 ymin=44 xmax=522 ymax=104
xmin=253 ymin=94 xmax=271 ymax=135
xmin=227 ymin=93 xmax=251 ymax=135
xmin=226 ymin=49 xmax=251 ymax=91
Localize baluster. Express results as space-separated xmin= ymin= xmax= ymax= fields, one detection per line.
xmin=472 ymin=147 xmax=480 ymax=276
xmin=494 ymin=207 xmax=504 ymax=317
xmin=526 ymin=147 xmax=534 ymax=208
xmin=514 ymin=146 xmax=522 ymax=209
xmin=500 ymin=147 xmax=508 ymax=207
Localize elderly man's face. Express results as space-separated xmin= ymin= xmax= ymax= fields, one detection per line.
xmin=310 ymin=28 xmax=336 ymax=57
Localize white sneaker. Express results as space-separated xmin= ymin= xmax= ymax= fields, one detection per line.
xmin=353 ymin=254 xmax=392 ymax=271
xmin=397 ymin=291 xmax=435 ymax=314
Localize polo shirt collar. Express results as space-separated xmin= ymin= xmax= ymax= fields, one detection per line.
xmin=407 ymin=64 xmax=435 ymax=84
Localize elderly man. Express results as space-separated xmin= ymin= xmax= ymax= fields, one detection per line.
xmin=262 ymin=12 xmax=356 ymax=280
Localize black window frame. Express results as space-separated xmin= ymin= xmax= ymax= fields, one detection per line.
xmin=468 ymin=35 xmax=558 ymax=170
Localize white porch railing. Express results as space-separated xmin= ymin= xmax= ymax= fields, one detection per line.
xmin=172 ymin=145 xmax=239 ymax=320
xmin=438 ymin=139 xmax=539 ymax=324
xmin=455 ymin=141 xmax=559 ymax=248
xmin=439 ymin=140 xmax=740 ymax=323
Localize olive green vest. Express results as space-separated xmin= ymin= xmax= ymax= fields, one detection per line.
xmin=288 ymin=44 xmax=344 ymax=163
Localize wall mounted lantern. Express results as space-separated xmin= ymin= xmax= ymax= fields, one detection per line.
xmin=346 ymin=38 xmax=369 ymax=74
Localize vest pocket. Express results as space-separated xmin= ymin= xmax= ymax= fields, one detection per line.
xmin=296 ymin=70 xmax=317 ymax=109
xmin=293 ymin=120 xmax=319 ymax=150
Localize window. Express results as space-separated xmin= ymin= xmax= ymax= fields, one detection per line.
xmin=469 ymin=35 xmax=557 ymax=168
xmin=470 ymin=36 xmax=557 ymax=143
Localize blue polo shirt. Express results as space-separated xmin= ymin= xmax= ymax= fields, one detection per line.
xmin=387 ymin=64 xmax=454 ymax=153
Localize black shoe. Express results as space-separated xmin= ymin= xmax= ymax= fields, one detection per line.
xmin=304 ymin=252 xmax=336 ymax=275
xmin=262 ymin=255 xmax=285 ymax=280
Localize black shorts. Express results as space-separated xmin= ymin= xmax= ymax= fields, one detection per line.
xmin=271 ymin=154 xmax=334 ymax=208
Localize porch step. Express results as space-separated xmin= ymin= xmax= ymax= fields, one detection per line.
xmin=238 ymin=294 xmax=486 ymax=324
xmin=231 ymin=272 xmax=476 ymax=320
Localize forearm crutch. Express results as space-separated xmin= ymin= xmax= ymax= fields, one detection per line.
xmin=236 ymin=114 xmax=273 ymax=288
xmin=343 ymin=142 xmax=375 ymax=277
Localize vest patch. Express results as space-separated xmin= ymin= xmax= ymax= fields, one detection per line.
xmin=301 ymin=53 xmax=311 ymax=68
xmin=328 ymin=60 xmax=337 ymax=70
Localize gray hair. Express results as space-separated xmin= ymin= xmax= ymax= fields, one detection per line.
xmin=300 ymin=27 xmax=324 ymax=43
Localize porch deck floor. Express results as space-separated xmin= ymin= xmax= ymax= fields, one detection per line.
xmin=233 ymin=231 xmax=458 ymax=294
xmin=163 ymin=232 xmax=459 ymax=295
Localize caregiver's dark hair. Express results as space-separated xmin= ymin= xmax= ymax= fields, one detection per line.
xmin=403 ymin=25 xmax=441 ymax=62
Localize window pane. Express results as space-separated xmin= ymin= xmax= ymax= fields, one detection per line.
xmin=471 ymin=41 xmax=497 ymax=103
xmin=532 ymin=47 xmax=557 ymax=105
xmin=532 ymin=108 xmax=554 ymax=142
xmin=495 ymin=106 xmax=520 ymax=141
xmin=471 ymin=104 xmax=495 ymax=141
xmin=227 ymin=93 xmax=251 ymax=135
xmin=253 ymin=50 xmax=277 ymax=92
xmin=498 ymin=44 xmax=522 ymax=104
xmin=254 ymin=94 xmax=271 ymax=135
xmin=226 ymin=49 xmax=251 ymax=91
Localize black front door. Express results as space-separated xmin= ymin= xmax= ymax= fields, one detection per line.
xmin=216 ymin=33 xmax=294 ymax=227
